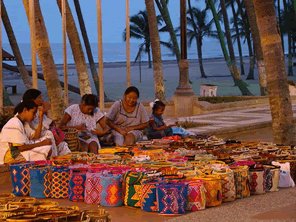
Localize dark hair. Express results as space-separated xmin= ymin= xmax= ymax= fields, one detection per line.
xmin=22 ymin=89 xmax=42 ymax=102
xmin=124 ymin=86 xmax=139 ymax=98
xmin=81 ymin=94 xmax=99 ymax=107
xmin=152 ymin=100 xmax=166 ymax=113
xmin=14 ymin=101 xmax=38 ymax=115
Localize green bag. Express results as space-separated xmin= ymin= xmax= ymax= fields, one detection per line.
xmin=123 ymin=171 xmax=146 ymax=208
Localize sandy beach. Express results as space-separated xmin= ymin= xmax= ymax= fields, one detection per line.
xmin=3 ymin=56 xmax=296 ymax=106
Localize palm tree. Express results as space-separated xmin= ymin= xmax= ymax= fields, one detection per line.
xmin=22 ymin=0 xmax=65 ymax=120
xmin=2 ymin=1 xmax=32 ymax=89
xmin=73 ymin=0 xmax=111 ymax=101
xmin=252 ymin=0 xmax=296 ymax=145
xmin=123 ymin=10 xmax=170 ymax=68
xmin=243 ymin=0 xmax=268 ymax=96
xmin=186 ymin=6 xmax=216 ymax=78
xmin=56 ymin=0 xmax=92 ymax=96
xmin=145 ymin=0 xmax=165 ymax=100
xmin=207 ymin=0 xmax=253 ymax=95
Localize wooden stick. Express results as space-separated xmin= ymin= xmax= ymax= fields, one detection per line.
xmin=29 ymin=0 xmax=37 ymax=89
xmin=62 ymin=0 xmax=68 ymax=106
xmin=126 ymin=0 xmax=130 ymax=87
xmin=0 ymin=0 xmax=3 ymax=109
xmin=97 ymin=0 xmax=104 ymax=111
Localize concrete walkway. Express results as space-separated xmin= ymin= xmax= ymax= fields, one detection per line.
xmin=165 ymin=103 xmax=296 ymax=135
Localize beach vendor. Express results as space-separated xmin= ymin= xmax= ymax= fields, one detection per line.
xmin=106 ymin=86 xmax=149 ymax=146
xmin=0 ymin=101 xmax=52 ymax=164
xmin=22 ymin=89 xmax=70 ymax=156
xmin=147 ymin=100 xmax=174 ymax=140
xmin=59 ymin=94 xmax=110 ymax=154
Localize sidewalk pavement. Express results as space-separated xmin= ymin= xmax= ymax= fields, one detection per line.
xmin=164 ymin=103 xmax=296 ymax=135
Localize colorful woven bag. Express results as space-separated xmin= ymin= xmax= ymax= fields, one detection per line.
xmin=84 ymin=172 xmax=101 ymax=204
xmin=264 ymin=165 xmax=280 ymax=192
xmin=68 ymin=167 xmax=87 ymax=202
xmin=141 ymin=178 xmax=164 ymax=212
xmin=156 ymin=182 xmax=188 ymax=215
xmin=123 ymin=171 xmax=146 ymax=208
xmin=99 ymin=174 xmax=123 ymax=207
xmin=51 ymin=166 xmax=70 ymax=199
xmin=195 ymin=175 xmax=222 ymax=207
xmin=10 ymin=162 xmax=35 ymax=196
xmin=213 ymin=169 xmax=236 ymax=202
xmin=185 ymin=179 xmax=206 ymax=211
xmin=230 ymin=165 xmax=250 ymax=199
xmin=29 ymin=165 xmax=52 ymax=198
xmin=249 ymin=165 xmax=265 ymax=195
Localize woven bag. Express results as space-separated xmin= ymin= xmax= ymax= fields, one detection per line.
xmin=99 ymin=174 xmax=123 ymax=207
xmin=213 ymin=169 xmax=236 ymax=202
xmin=84 ymin=172 xmax=101 ymax=204
xmin=51 ymin=166 xmax=70 ymax=199
xmin=195 ymin=175 xmax=222 ymax=207
xmin=9 ymin=162 xmax=35 ymax=196
xmin=229 ymin=165 xmax=250 ymax=199
xmin=141 ymin=178 xmax=164 ymax=212
xmin=249 ymin=165 xmax=266 ymax=195
xmin=29 ymin=165 xmax=52 ymax=198
xmin=185 ymin=179 xmax=206 ymax=211
xmin=68 ymin=167 xmax=88 ymax=202
xmin=156 ymin=182 xmax=188 ymax=215
xmin=123 ymin=171 xmax=146 ymax=208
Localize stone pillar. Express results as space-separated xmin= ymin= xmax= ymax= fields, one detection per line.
xmin=173 ymin=0 xmax=198 ymax=116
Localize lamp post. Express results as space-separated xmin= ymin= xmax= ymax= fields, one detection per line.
xmin=174 ymin=0 xmax=195 ymax=96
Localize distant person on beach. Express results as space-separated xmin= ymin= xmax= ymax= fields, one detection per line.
xmin=106 ymin=86 xmax=149 ymax=146
xmin=59 ymin=94 xmax=111 ymax=153
xmin=0 ymin=101 xmax=52 ymax=164
xmin=22 ymin=89 xmax=70 ymax=156
xmin=146 ymin=99 xmax=174 ymax=140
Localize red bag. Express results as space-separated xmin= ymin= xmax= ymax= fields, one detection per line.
xmin=51 ymin=126 xmax=65 ymax=145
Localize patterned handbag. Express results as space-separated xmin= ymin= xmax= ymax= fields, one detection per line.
xmin=123 ymin=171 xmax=146 ymax=208
xmin=195 ymin=175 xmax=222 ymax=207
xmin=156 ymin=182 xmax=188 ymax=215
xmin=213 ymin=169 xmax=236 ymax=202
xmin=10 ymin=162 xmax=35 ymax=196
xmin=84 ymin=172 xmax=101 ymax=204
xmin=51 ymin=166 xmax=70 ymax=199
xmin=29 ymin=165 xmax=52 ymax=198
xmin=230 ymin=165 xmax=250 ymax=199
xmin=99 ymin=174 xmax=123 ymax=207
xmin=249 ymin=165 xmax=265 ymax=195
xmin=185 ymin=179 xmax=206 ymax=211
xmin=68 ymin=167 xmax=87 ymax=202
xmin=264 ymin=165 xmax=280 ymax=192
xmin=141 ymin=178 xmax=164 ymax=212
xmin=277 ymin=160 xmax=296 ymax=183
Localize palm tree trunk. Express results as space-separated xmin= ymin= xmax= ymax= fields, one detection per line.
xmin=243 ymin=0 xmax=268 ymax=96
xmin=220 ymin=0 xmax=242 ymax=81
xmin=145 ymin=0 xmax=165 ymax=100
xmin=2 ymin=1 xmax=32 ymax=89
xmin=208 ymin=0 xmax=252 ymax=95
xmin=188 ymin=0 xmax=207 ymax=78
xmin=56 ymin=0 xmax=92 ymax=96
xmin=22 ymin=0 xmax=65 ymax=120
xmin=155 ymin=0 xmax=181 ymax=62
xmin=283 ymin=0 xmax=293 ymax=76
xmin=73 ymin=0 xmax=111 ymax=101
xmin=253 ymin=0 xmax=296 ymax=145
xmin=147 ymin=45 xmax=152 ymax=68
xmin=231 ymin=2 xmax=245 ymax=76
xmin=278 ymin=0 xmax=285 ymax=54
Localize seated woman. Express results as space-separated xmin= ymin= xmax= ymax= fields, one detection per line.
xmin=59 ymin=94 xmax=110 ymax=154
xmin=22 ymin=89 xmax=70 ymax=156
xmin=0 ymin=101 xmax=52 ymax=164
xmin=106 ymin=86 xmax=149 ymax=146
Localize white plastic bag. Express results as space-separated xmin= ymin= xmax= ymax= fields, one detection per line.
xmin=271 ymin=161 xmax=295 ymax=188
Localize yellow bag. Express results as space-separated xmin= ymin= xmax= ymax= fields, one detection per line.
xmin=213 ymin=169 xmax=236 ymax=202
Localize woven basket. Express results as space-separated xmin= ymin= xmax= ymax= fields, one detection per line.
xmin=62 ymin=128 xmax=79 ymax=139
xmin=66 ymin=138 xmax=80 ymax=152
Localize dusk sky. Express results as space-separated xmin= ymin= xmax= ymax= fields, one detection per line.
xmin=2 ymin=0 xmax=206 ymax=44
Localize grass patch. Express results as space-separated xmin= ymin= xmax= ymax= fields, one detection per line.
xmin=176 ymin=117 xmax=211 ymax=129
xmin=198 ymin=96 xmax=261 ymax=104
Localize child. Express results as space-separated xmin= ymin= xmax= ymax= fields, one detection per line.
xmin=147 ymin=100 xmax=174 ymax=140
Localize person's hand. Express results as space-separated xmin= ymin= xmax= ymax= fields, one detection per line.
xmin=43 ymin=102 xmax=51 ymax=113
xmin=38 ymin=106 xmax=44 ymax=118
xmin=124 ymin=127 xmax=133 ymax=133
xmin=42 ymin=138 xmax=52 ymax=146
xmin=76 ymin=124 xmax=86 ymax=131
xmin=118 ymin=128 xmax=127 ymax=136
xmin=167 ymin=124 xmax=176 ymax=128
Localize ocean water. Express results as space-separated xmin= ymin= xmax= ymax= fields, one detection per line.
xmin=2 ymin=39 xmax=250 ymax=65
